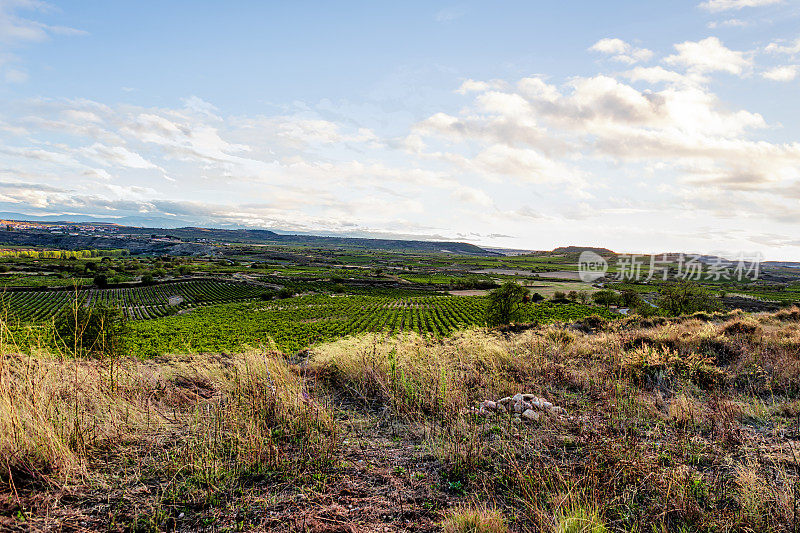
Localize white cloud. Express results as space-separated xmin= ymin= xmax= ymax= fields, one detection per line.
xmin=80 ymin=143 xmax=162 ymax=170
xmin=0 ymin=93 xmax=510 ymax=239
xmin=4 ymin=67 xmax=26 ymax=82
xmin=762 ymin=64 xmax=799 ymax=81
xmin=590 ymin=38 xmax=629 ymax=55
xmin=271 ymin=118 xmax=377 ymax=145
xmin=707 ymin=18 xmax=750 ymax=28
xmin=120 ymin=112 xmax=251 ymax=164
xmin=0 ymin=0 xmax=85 ymax=83
xmin=456 ymin=79 xmax=505 ymax=94
xmin=623 ymin=66 xmax=699 ymax=86
xmin=589 ymin=38 xmax=654 ymax=64
xmin=451 ymin=185 xmax=493 ymax=207
xmin=410 ymin=60 xmax=800 ymax=232
xmin=181 ymin=95 xmax=220 ymax=119
xmin=699 ymin=0 xmax=783 ymax=11
xmin=470 ymin=144 xmax=581 ymax=184
xmin=665 ymin=37 xmax=751 ymax=75
xmin=765 ymin=38 xmax=800 ymax=56
xmin=434 ymin=7 xmax=465 ymax=22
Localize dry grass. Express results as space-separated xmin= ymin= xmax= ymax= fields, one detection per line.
xmin=4 ymin=307 xmax=800 ymax=530
xmin=0 ymin=347 xmax=338 ymax=527
xmin=0 ymin=351 xmax=173 ymax=484
xmin=308 ymin=308 xmax=800 ymax=531
xmin=441 ymin=504 xmax=508 ymax=533
xmin=310 ymin=330 xmax=515 ymax=418
xmin=554 ymin=504 xmax=607 ymax=533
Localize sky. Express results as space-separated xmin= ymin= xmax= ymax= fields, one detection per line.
xmin=1 ymin=1 xmax=800 ymax=258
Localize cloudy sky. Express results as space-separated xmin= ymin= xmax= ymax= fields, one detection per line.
xmin=1 ymin=1 xmax=800 ymax=258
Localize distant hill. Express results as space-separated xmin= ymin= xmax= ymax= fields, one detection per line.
xmin=0 ymin=221 xmax=498 ymax=256
xmin=550 ymin=246 xmax=616 ymax=261
xmin=131 ymin=226 xmax=497 ymax=255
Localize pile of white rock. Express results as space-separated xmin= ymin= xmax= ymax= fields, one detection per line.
xmin=473 ymin=393 xmax=566 ymax=423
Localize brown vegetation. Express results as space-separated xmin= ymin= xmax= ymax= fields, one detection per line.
xmin=2 ymin=308 xmax=800 ymax=531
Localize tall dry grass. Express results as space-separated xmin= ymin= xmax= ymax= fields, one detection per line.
xmin=310 ymin=309 xmax=800 ymax=531
xmin=310 ymin=330 xmax=515 ymax=418
xmin=0 ymin=347 xmax=338 ymax=490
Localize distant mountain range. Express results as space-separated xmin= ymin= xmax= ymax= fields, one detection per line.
xmin=120 ymin=226 xmax=498 ymax=255
xmin=0 ymin=212 xmax=192 ymax=228
xmin=0 ymin=217 xmax=499 ymax=256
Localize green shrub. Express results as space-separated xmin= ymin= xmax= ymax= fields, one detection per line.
xmin=442 ymin=505 xmax=507 ymax=533
xmin=53 ymin=304 xmax=126 ymax=357
xmin=556 ymin=505 xmax=607 ymax=533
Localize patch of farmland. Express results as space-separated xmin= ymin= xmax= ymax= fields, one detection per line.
xmin=535 ymin=270 xmax=583 ymax=280
xmin=522 ymin=281 xmax=598 ymax=297
xmin=0 ymin=279 xmax=266 ymax=322
xmin=124 ymin=294 xmax=616 ymax=356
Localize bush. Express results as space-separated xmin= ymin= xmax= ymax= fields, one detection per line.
xmin=657 ymin=281 xmax=719 ymax=316
xmin=277 ymin=288 xmax=294 ymax=299
xmin=486 ymin=281 xmax=530 ymax=326
xmin=555 ymin=505 xmax=607 ymax=533
xmin=592 ymin=290 xmax=618 ymax=308
xmin=567 ymin=290 xmax=578 ymax=301
xmin=576 ymin=314 xmax=608 ymax=332
xmin=53 ymin=304 xmax=126 ymax=357
xmin=442 ymin=505 xmax=507 ymax=533
xmin=621 ymin=289 xmax=643 ymax=308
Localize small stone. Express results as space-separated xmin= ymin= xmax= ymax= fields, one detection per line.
xmin=520 ymin=400 xmax=533 ymax=411
xmin=513 ymin=402 xmax=525 ymax=413
xmin=496 ymin=403 xmax=507 ymax=413
xmin=521 ymin=409 xmax=540 ymax=422
xmin=483 ymin=400 xmax=497 ymax=411
xmin=540 ymin=401 xmax=553 ymax=410
xmin=512 ymin=393 xmax=524 ymax=403
xmin=550 ymin=406 xmax=567 ymax=415
xmin=498 ymin=396 xmax=513 ymax=405
xmin=529 ymin=398 xmax=542 ymax=409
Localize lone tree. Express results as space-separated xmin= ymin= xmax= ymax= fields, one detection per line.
xmin=486 ymin=281 xmax=530 ymax=326
xmin=657 ymin=280 xmax=718 ymax=316
xmin=621 ymin=289 xmax=643 ymax=309
xmin=592 ymin=289 xmax=619 ymax=309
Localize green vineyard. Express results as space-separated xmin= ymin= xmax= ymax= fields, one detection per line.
xmin=0 ymin=282 xmax=615 ymax=357
xmin=125 ymin=294 xmax=614 ymax=356
xmin=0 ymin=280 xmax=266 ymax=321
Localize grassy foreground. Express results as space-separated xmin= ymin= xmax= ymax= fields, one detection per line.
xmin=2 ymin=310 xmax=800 ymax=531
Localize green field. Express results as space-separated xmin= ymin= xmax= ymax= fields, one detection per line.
xmin=122 ymin=295 xmax=614 ymax=356
xmin=0 ymin=279 xmax=267 ymax=321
